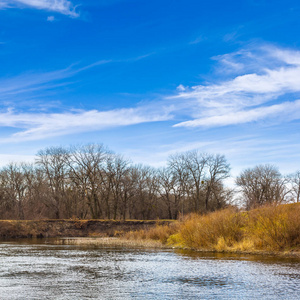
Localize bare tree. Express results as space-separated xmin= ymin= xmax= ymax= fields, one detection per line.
xmin=287 ymin=171 xmax=300 ymax=203
xmin=106 ymin=154 xmax=131 ymax=220
xmin=129 ymin=165 xmax=159 ymax=219
xmin=36 ymin=147 xmax=70 ymax=219
xmin=168 ymin=151 xmax=230 ymax=212
xmin=204 ymin=154 xmax=230 ymax=211
xmin=158 ymin=167 xmax=183 ymax=219
xmin=236 ymin=164 xmax=288 ymax=210
xmin=0 ymin=143 xmax=235 ymax=220
xmin=67 ymin=144 xmax=110 ymax=219
xmin=0 ymin=163 xmax=27 ymax=219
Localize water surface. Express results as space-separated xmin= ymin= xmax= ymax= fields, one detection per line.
xmin=0 ymin=239 xmax=299 ymax=299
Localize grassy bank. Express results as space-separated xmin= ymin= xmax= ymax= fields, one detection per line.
xmin=0 ymin=219 xmax=173 ymax=238
xmin=123 ymin=203 xmax=300 ymax=256
xmin=1 ymin=204 xmax=299 ymax=257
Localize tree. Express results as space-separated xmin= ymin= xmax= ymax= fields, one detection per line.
xmin=236 ymin=164 xmax=288 ymax=209
xmin=36 ymin=147 xmax=70 ymax=219
xmin=106 ymin=154 xmax=131 ymax=220
xmin=129 ymin=165 xmax=159 ymax=219
xmin=0 ymin=163 xmax=27 ymax=219
xmin=168 ymin=151 xmax=231 ymax=212
xmin=204 ymin=154 xmax=230 ymax=211
xmin=67 ymin=144 xmax=110 ymax=219
xmin=288 ymin=171 xmax=300 ymax=203
xmin=158 ymin=167 xmax=183 ymax=219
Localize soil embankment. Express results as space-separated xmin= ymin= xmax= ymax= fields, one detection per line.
xmin=0 ymin=219 xmax=172 ymax=239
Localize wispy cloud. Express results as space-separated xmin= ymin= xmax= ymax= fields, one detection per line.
xmin=0 ymin=54 xmax=154 ymax=104
xmin=175 ymin=100 xmax=300 ymax=128
xmin=124 ymin=133 xmax=300 ymax=173
xmin=171 ymin=45 xmax=300 ymax=128
xmin=0 ymin=54 xmax=173 ymax=142
xmin=2 ymin=44 xmax=300 ymax=143
xmin=0 ymin=107 xmax=172 ymax=142
xmin=0 ymin=60 xmax=110 ymax=101
xmin=0 ymin=0 xmax=79 ymax=17
xmin=47 ymin=15 xmax=55 ymax=21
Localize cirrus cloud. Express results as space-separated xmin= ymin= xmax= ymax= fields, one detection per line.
xmin=0 ymin=0 xmax=79 ymax=17
xmin=0 ymin=107 xmax=172 ymax=142
xmin=172 ymin=45 xmax=300 ymax=128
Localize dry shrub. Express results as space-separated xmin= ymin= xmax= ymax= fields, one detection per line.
xmin=125 ymin=223 xmax=179 ymax=244
xmin=247 ymin=203 xmax=300 ymax=251
xmin=214 ymin=237 xmax=229 ymax=251
xmin=176 ymin=208 xmax=244 ymax=250
xmin=232 ymin=238 xmax=255 ymax=252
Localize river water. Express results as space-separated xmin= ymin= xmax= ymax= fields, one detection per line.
xmin=0 ymin=239 xmax=299 ymax=299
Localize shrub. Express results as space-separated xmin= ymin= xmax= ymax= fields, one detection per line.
xmin=247 ymin=203 xmax=300 ymax=251
xmin=125 ymin=223 xmax=179 ymax=244
xmin=175 ymin=208 xmax=244 ymax=250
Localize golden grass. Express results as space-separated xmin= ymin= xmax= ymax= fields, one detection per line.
xmin=124 ymin=222 xmax=180 ymax=243
xmin=124 ymin=204 xmax=300 ymax=254
xmin=56 ymin=237 xmax=166 ymax=248
xmin=1 ymin=205 xmax=299 ymax=255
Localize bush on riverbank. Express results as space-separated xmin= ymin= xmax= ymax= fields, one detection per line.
xmin=126 ymin=203 xmax=300 ymax=252
xmin=125 ymin=222 xmax=179 ymax=243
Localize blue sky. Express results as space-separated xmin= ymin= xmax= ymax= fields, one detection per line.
xmin=0 ymin=0 xmax=300 ymax=179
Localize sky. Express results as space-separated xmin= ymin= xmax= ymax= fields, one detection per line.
xmin=0 ymin=0 xmax=300 ymax=179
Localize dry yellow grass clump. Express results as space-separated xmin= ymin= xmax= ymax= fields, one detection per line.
xmin=245 ymin=203 xmax=300 ymax=251
xmin=56 ymin=237 xmax=165 ymax=248
xmin=172 ymin=209 xmax=244 ymax=250
xmin=125 ymin=203 xmax=300 ymax=253
xmin=124 ymin=222 xmax=180 ymax=244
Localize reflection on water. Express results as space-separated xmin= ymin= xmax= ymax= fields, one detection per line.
xmin=0 ymin=239 xmax=300 ymax=299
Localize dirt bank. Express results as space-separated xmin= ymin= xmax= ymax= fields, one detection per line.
xmin=0 ymin=219 xmax=173 ymax=239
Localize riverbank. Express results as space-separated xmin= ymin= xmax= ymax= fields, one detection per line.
xmin=0 ymin=219 xmax=173 ymax=238
xmin=121 ymin=203 xmax=300 ymax=258
xmin=54 ymin=237 xmax=300 ymax=258
xmin=1 ymin=203 xmax=299 ymax=258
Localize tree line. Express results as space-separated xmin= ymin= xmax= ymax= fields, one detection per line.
xmin=0 ymin=143 xmax=299 ymax=220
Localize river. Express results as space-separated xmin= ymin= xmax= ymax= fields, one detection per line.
xmin=0 ymin=239 xmax=299 ymax=299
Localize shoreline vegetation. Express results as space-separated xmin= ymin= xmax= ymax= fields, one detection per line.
xmin=1 ymin=203 xmax=300 ymax=258
xmin=2 ymin=144 xmax=299 ymax=223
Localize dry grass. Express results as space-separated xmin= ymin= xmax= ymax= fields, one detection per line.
xmin=124 ymin=222 xmax=179 ymax=244
xmin=171 ymin=204 xmax=300 ymax=252
xmin=56 ymin=237 xmax=166 ymax=248
xmin=1 ymin=204 xmax=299 ymax=255
xmin=123 ymin=204 xmax=300 ymax=254
xmin=172 ymin=209 xmax=244 ymax=250
xmin=246 ymin=203 xmax=300 ymax=251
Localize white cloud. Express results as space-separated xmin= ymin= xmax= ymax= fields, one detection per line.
xmin=47 ymin=15 xmax=54 ymax=21
xmin=176 ymin=84 xmax=185 ymax=91
xmin=0 ymin=0 xmax=79 ymax=17
xmin=171 ymin=46 xmax=300 ymax=128
xmin=0 ymin=2 xmax=8 ymax=8
xmin=2 ymin=44 xmax=300 ymax=143
xmin=0 ymin=56 xmax=175 ymax=142
xmin=175 ymin=100 xmax=300 ymax=128
xmin=0 ymin=61 xmax=111 ymax=101
xmin=0 ymin=107 xmax=172 ymax=142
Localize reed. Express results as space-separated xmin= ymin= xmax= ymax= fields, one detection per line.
xmin=56 ymin=237 xmax=165 ymax=248
xmin=126 ymin=204 xmax=300 ymax=253
xmin=124 ymin=222 xmax=179 ymax=243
